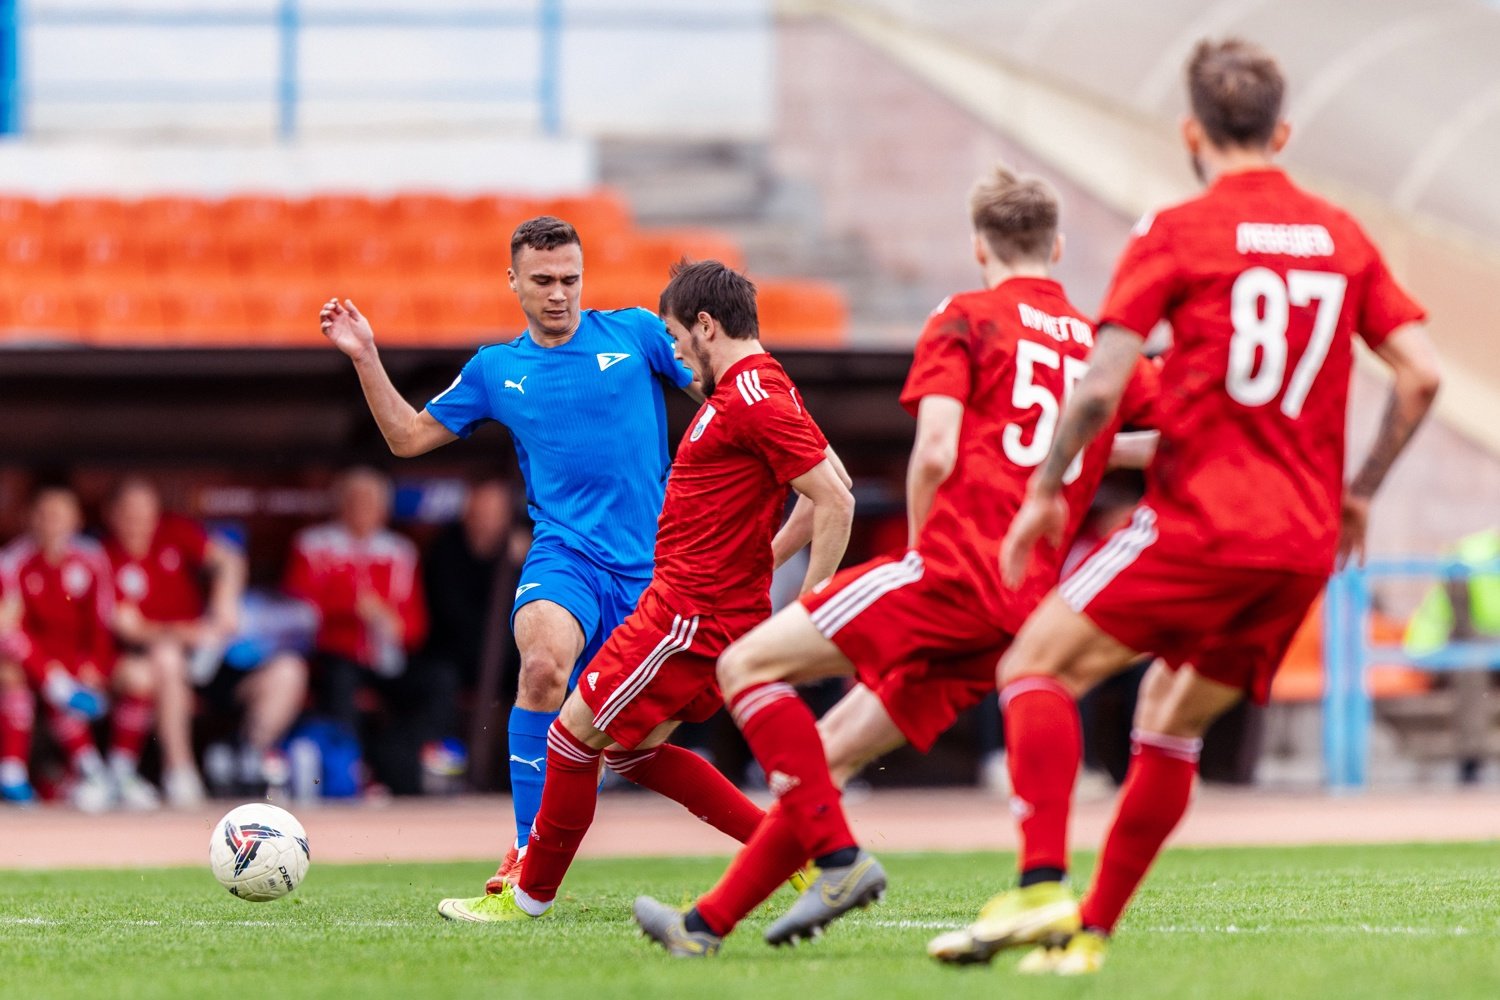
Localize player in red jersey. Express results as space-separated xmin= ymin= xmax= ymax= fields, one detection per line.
xmin=634 ymin=165 xmax=1158 ymax=958
xmin=436 ymin=260 xmax=853 ymax=925
xmin=928 ymin=39 xmax=1443 ymax=974
xmin=105 ymin=477 xmax=250 ymax=807
xmin=0 ymin=487 xmax=163 ymax=811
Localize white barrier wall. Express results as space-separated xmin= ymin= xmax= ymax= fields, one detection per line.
xmin=19 ymin=0 xmax=773 ymax=140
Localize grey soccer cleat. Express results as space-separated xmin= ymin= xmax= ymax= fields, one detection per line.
xmin=764 ymin=850 xmax=887 ymax=946
xmin=633 ymin=896 xmax=722 ymax=958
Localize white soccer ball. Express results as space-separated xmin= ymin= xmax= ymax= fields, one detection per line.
xmin=209 ymin=803 xmax=310 ymax=902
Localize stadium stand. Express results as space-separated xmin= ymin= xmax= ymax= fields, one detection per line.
xmin=0 ymin=190 xmax=847 ymax=348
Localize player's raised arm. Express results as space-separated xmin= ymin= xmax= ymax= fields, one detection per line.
xmin=1339 ymin=323 xmax=1441 ymax=566
xmin=786 ymin=457 xmax=855 ymax=594
xmin=1000 ymin=324 xmax=1143 ymax=586
xmin=906 ymin=395 xmax=964 ymax=546
xmin=320 ymin=298 xmax=457 ymax=458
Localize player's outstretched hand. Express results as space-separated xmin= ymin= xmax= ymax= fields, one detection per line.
xmin=1000 ymin=485 xmax=1068 ymax=589
xmin=320 ymin=298 xmax=375 ymax=359
xmin=1337 ymin=491 xmax=1370 ymax=569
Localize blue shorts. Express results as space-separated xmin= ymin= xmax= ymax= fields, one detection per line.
xmin=511 ymin=538 xmax=652 ymax=687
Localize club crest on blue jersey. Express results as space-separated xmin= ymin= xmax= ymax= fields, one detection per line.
xmin=690 ymin=405 xmax=717 ymax=442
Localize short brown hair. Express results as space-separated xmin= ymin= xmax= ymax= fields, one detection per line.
xmin=658 ymin=260 xmax=759 ymax=340
xmin=1186 ymin=38 xmax=1284 ymax=149
xmin=510 ymin=215 xmax=581 ymax=263
xmin=969 ymin=164 xmax=1059 ymax=265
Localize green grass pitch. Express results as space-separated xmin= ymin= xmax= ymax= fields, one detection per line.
xmin=4 ymin=844 xmax=1498 ymax=999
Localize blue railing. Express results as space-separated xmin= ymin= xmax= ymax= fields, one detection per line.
xmin=1322 ymin=557 xmax=1500 ymax=789
xmin=0 ymin=1 xmax=766 ymax=139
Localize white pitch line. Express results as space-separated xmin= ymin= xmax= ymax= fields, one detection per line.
xmin=0 ymin=917 xmax=412 ymax=929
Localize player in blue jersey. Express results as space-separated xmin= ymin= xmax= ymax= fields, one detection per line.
xmin=319 ymin=216 xmax=698 ymax=887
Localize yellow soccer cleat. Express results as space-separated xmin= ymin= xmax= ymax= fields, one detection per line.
xmin=927 ymin=881 xmax=1080 ymax=965
xmin=1017 ymin=929 xmax=1108 ymax=975
xmin=437 ymin=884 xmax=552 ymax=923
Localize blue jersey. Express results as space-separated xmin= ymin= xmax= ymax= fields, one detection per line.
xmin=426 ymin=308 xmax=694 ymax=578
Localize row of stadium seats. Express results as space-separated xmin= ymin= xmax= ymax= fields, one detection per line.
xmin=0 ymin=276 xmax=848 ymax=347
xmin=0 ymin=191 xmax=846 ymax=347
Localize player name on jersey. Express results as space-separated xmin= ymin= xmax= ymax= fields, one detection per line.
xmin=1235 ymin=222 xmax=1335 ymax=258
xmin=1017 ymin=303 xmax=1094 ymax=346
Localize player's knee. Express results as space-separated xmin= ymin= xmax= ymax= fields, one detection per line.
xmin=558 ymin=692 xmax=608 ymax=748
xmin=714 ymin=641 xmax=758 ymax=698
xmin=517 ymin=650 xmax=569 ymax=709
xmin=114 ymin=657 xmax=157 ymax=698
xmin=151 ymin=642 xmax=189 ymax=685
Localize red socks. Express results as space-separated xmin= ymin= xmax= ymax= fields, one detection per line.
xmin=0 ymin=688 xmax=34 ymax=766
xmin=605 ymin=744 xmax=764 ymax=843
xmin=727 ymin=682 xmax=854 ymax=858
xmin=696 ymin=801 xmax=808 ymax=935
xmin=47 ymin=706 xmax=95 ymax=760
xmin=1080 ymin=731 xmax=1200 ymax=934
xmin=111 ymin=695 xmax=155 ymax=760
xmin=517 ymin=721 xmax=602 ymax=903
xmin=1002 ymin=676 xmax=1081 ymax=876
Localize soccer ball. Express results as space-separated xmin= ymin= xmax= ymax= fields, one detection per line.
xmin=209 ymin=803 xmax=311 ymax=902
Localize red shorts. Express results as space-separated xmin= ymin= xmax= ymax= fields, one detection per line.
xmin=800 ymin=551 xmax=1010 ymax=752
xmin=1059 ymin=506 xmax=1326 ymax=704
xmin=577 ymin=584 xmax=760 ymax=750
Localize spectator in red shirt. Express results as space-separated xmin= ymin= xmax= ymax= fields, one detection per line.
xmin=284 ymin=468 xmax=428 ymax=791
xmin=0 ymin=486 xmax=159 ymax=811
xmin=105 ymin=477 xmax=294 ymax=807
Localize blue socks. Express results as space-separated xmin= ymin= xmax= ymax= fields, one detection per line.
xmin=507 ymin=707 xmax=558 ymax=849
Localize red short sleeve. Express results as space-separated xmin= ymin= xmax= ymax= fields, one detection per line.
xmin=739 ymin=391 xmax=830 ymax=485
xmin=1098 ymin=214 xmax=1181 ymax=337
xmin=900 ymin=298 xmax=974 ymax=415
xmin=1357 ymin=246 xmax=1426 ymax=348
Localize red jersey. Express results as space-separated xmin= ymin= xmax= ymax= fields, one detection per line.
xmin=283 ymin=523 xmax=428 ymax=668
xmin=652 ymin=353 xmax=829 ymax=616
xmin=901 ymin=277 xmax=1158 ymax=633
xmin=0 ymin=535 xmax=117 ymax=682
xmin=105 ymin=514 xmax=211 ymax=625
xmin=1099 ymin=168 xmax=1426 ymax=573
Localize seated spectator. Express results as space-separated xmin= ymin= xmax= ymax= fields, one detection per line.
xmin=0 ymin=486 xmax=158 ymax=810
xmin=104 ymin=476 xmax=247 ymax=807
xmin=284 ymin=468 xmax=428 ymax=793
xmin=419 ymin=478 xmax=525 ymax=781
xmin=202 ymin=589 xmax=313 ymax=798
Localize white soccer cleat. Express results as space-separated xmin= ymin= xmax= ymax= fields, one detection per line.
xmin=69 ymin=772 xmax=115 ymax=813
xmin=162 ymin=766 xmax=206 ymax=809
xmin=115 ymin=770 xmax=162 ymax=811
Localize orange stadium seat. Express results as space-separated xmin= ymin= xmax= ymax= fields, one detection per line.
xmin=580 ymin=270 xmax=662 ymax=312
xmin=297 ymin=194 xmax=380 ymax=234
xmin=80 ymin=286 xmax=172 ymax=345
xmin=0 ymin=229 xmax=60 ymax=275
xmin=243 ymin=287 xmax=327 ymax=346
xmin=0 ymin=195 xmax=45 ymax=228
xmin=543 ymin=190 xmax=632 ymax=241
xmin=48 ymin=196 xmax=130 ymax=231
xmin=57 ymin=228 xmax=144 ymax=276
xmin=617 ymin=228 xmax=747 ymax=275
xmin=218 ymin=194 xmax=292 ymax=229
xmin=131 ymin=196 xmax=215 ymax=231
xmin=384 ymin=192 xmax=465 ymax=229
xmin=461 ymin=194 xmax=548 ymax=236
xmin=139 ymin=226 xmax=232 ymax=276
xmin=754 ymin=279 xmax=849 ymax=347
xmin=402 ymin=281 xmax=526 ymax=345
xmin=227 ymin=228 xmax=316 ymax=276
xmin=162 ymin=284 xmax=256 ymax=343
xmin=6 ymin=284 xmax=86 ymax=339
xmin=394 ymin=228 xmax=485 ymax=275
